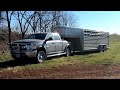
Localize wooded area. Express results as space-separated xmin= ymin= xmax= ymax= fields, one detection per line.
xmin=0 ymin=11 xmax=77 ymax=53
xmin=0 ymin=11 xmax=77 ymax=43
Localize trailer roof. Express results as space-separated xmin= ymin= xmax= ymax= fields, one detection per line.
xmin=53 ymin=26 xmax=109 ymax=33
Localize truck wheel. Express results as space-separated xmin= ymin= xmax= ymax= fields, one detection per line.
xmin=65 ymin=47 xmax=71 ymax=57
xmin=36 ymin=51 xmax=46 ymax=63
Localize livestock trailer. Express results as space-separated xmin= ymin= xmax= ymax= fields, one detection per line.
xmin=52 ymin=27 xmax=109 ymax=53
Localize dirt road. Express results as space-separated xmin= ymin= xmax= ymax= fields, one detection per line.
xmin=0 ymin=64 xmax=120 ymax=79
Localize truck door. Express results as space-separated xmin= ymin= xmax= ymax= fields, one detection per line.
xmin=45 ymin=34 xmax=56 ymax=54
xmin=53 ymin=33 xmax=63 ymax=52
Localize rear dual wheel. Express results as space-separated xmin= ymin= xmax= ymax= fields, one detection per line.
xmin=65 ymin=47 xmax=71 ymax=57
xmin=98 ymin=45 xmax=107 ymax=52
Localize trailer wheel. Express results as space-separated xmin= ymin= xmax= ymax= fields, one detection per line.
xmin=65 ymin=47 xmax=71 ymax=57
xmin=104 ymin=45 xmax=107 ymax=51
xmin=36 ymin=51 xmax=46 ymax=63
xmin=98 ymin=45 xmax=104 ymax=52
xmin=102 ymin=45 xmax=107 ymax=52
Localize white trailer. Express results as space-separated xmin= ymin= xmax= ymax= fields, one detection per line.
xmin=52 ymin=27 xmax=109 ymax=53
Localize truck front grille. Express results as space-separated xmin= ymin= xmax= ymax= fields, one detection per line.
xmin=11 ymin=43 xmax=27 ymax=51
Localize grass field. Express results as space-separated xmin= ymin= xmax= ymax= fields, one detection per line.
xmin=0 ymin=34 xmax=120 ymax=79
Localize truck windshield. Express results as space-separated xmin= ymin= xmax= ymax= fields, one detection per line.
xmin=26 ymin=33 xmax=47 ymax=40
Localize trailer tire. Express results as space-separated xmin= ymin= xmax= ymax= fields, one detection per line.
xmin=98 ymin=45 xmax=104 ymax=52
xmin=102 ymin=45 xmax=107 ymax=52
xmin=104 ymin=45 xmax=107 ymax=51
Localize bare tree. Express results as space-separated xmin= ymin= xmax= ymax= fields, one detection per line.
xmin=32 ymin=14 xmax=37 ymax=33
xmin=0 ymin=11 xmax=2 ymax=24
xmin=12 ymin=11 xmax=77 ymax=36
xmin=36 ymin=11 xmax=48 ymax=32
xmin=6 ymin=11 xmax=14 ymax=46
xmin=0 ymin=11 xmax=6 ymax=27
xmin=61 ymin=11 xmax=77 ymax=27
xmin=27 ymin=11 xmax=39 ymax=33
xmin=21 ymin=11 xmax=46 ymax=33
xmin=42 ymin=19 xmax=51 ymax=32
xmin=33 ymin=11 xmax=77 ymax=32
xmin=50 ymin=11 xmax=61 ymax=29
xmin=13 ymin=11 xmax=34 ymax=39
xmin=28 ymin=11 xmax=50 ymax=33
xmin=0 ymin=11 xmax=4 ymax=23
xmin=40 ymin=11 xmax=52 ymax=32
xmin=67 ymin=13 xmax=77 ymax=27
xmin=25 ymin=11 xmax=77 ymax=33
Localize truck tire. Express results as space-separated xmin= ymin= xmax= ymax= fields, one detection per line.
xmin=36 ymin=51 xmax=46 ymax=63
xmin=65 ymin=47 xmax=71 ymax=57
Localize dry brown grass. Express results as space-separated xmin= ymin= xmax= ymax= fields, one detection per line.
xmin=0 ymin=64 xmax=120 ymax=79
xmin=0 ymin=41 xmax=9 ymax=54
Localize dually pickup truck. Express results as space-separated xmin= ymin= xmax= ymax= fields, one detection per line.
xmin=10 ymin=33 xmax=71 ymax=62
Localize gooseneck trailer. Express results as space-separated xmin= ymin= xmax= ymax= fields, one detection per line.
xmin=52 ymin=27 xmax=109 ymax=53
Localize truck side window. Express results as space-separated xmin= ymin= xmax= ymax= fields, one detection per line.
xmin=53 ymin=34 xmax=61 ymax=40
xmin=45 ymin=33 xmax=53 ymax=40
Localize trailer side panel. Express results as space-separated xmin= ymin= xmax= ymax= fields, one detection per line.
xmin=52 ymin=27 xmax=109 ymax=52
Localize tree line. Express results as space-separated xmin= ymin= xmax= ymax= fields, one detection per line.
xmin=0 ymin=11 xmax=77 ymax=46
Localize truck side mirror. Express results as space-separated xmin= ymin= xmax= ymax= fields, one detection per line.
xmin=45 ymin=37 xmax=53 ymax=43
xmin=48 ymin=37 xmax=53 ymax=41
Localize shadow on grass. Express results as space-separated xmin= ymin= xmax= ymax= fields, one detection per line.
xmin=73 ymin=50 xmax=99 ymax=55
xmin=0 ymin=59 xmax=37 ymax=69
xmin=0 ymin=51 xmax=100 ymax=69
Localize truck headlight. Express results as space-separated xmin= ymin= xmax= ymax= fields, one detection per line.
xmin=26 ymin=44 xmax=36 ymax=50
